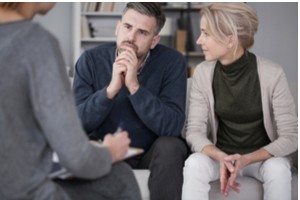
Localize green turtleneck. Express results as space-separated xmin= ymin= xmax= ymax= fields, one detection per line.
xmin=213 ymin=51 xmax=270 ymax=155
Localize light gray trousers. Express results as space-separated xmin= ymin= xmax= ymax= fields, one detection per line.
xmin=182 ymin=153 xmax=292 ymax=200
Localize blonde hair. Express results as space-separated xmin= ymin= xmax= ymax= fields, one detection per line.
xmin=0 ymin=2 xmax=19 ymax=10
xmin=201 ymin=3 xmax=258 ymax=53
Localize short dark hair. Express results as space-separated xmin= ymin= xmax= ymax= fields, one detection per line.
xmin=123 ymin=3 xmax=166 ymax=35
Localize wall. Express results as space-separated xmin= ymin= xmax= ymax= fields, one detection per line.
xmin=34 ymin=2 xmax=298 ymax=103
xmin=33 ymin=2 xmax=73 ymax=72
xmin=249 ymin=2 xmax=298 ymax=82
xmin=248 ymin=2 xmax=298 ymax=105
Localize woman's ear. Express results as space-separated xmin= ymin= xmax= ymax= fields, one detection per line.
xmin=227 ymin=35 xmax=234 ymax=49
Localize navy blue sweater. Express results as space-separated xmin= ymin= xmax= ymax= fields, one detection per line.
xmin=73 ymin=43 xmax=187 ymax=151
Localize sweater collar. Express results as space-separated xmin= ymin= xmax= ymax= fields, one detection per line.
xmin=217 ymin=51 xmax=250 ymax=74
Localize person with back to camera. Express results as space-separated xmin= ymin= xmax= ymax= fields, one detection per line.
xmin=182 ymin=3 xmax=297 ymax=200
xmin=73 ymin=2 xmax=189 ymax=200
xmin=0 ymin=2 xmax=141 ymax=200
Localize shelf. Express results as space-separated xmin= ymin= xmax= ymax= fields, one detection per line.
xmin=162 ymin=7 xmax=201 ymax=12
xmin=81 ymin=12 xmax=122 ymax=17
xmin=81 ymin=37 xmax=116 ymax=42
xmin=182 ymin=51 xmax=204 ymax=57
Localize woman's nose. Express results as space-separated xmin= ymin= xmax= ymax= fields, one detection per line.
xmin=196 ymin=34 xmax=203 ymax=45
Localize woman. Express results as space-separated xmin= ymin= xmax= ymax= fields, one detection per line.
xmin=182 ymin=3 xmax=297 ymax=200
xmin=0 ymin=3 xmax=141 ymax=200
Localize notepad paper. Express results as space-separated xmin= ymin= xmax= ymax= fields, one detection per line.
xmin=89 ymin=141 xmax=144 ymax=159
xmin=124 ymin=147 xmax=144 ymax=159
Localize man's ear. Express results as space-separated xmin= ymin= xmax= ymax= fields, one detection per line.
xmin=115 ymin=20 xmax=121 ymax=36
xmin=150 ymin=35 xmax=160 ymax=49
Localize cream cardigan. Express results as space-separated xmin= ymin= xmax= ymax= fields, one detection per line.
xmin=185 ymin=56 xmax=298 ymax=157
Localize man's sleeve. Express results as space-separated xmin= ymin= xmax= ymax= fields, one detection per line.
xmin=129 ymin=54 xmax=187 ymax=137
xmin=73 ymin=52 xmax=113 ymax=134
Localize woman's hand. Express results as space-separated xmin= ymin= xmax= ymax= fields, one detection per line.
xmin=219 ymin=156 xmax=240 ymax=196
xmin=102 ymin=131 xmax=131 ymax=163
xmin=224 ymin=153 xmax=255 ymax=190
xmin=222 ymin=153 xmax=249 ymax=196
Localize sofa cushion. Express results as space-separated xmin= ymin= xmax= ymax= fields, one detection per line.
xmin=133 ymin=170 xmax=150 ymax=200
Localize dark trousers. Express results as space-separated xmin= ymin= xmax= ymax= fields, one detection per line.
xmin=55 ymin=162 xmax=142 ymax=200
xmin=126 ymin=137 xmax=189 ymax=200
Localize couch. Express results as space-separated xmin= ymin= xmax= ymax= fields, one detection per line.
xmin=133 ymin=78 xmax=298 ymax=200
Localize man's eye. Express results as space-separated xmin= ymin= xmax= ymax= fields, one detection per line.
xmin=140 ymin=30 xmax=147 ymax=36
xmin=124 ymin=24 xmax=131 ymax=29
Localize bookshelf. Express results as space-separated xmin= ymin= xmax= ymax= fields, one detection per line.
xmin=73 ymin=2 xmax=125 ymax=66
xmin=162 ymin=2 xmax=204 ymax=71
xmin=72 ymin=2 xmax=204 ymax=76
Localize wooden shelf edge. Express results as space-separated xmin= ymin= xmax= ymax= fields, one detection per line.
xmin=181 ymin=51 xmax=204 ymax=57
xmin=81 ymin=12 xmax=122 ymax=17
xmin=81 ymin=37 xmax=116 ymax=42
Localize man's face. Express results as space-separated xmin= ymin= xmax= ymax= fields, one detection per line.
xmin=115 ymin=9 xmax=160 ymax=60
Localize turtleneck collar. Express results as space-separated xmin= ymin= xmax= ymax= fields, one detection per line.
xmin=217 ymin=51 xmax=250 ymax=74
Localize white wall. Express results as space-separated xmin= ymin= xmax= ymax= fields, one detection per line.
xmin=249 ymin=2 xmax=298 ymax=83
xmin=248 ymin=2 xmax=298 ymax=105
xmin=33 ymin=3 xmax=73 ymax=72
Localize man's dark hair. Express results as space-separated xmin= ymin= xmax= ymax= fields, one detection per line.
xmin=123 ymin=2 xmax=166 ymax=35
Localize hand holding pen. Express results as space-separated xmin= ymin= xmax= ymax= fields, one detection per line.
xmin=114 ymin=121 xmax=125 ymax=134
xmin=102 ymin=123 xmax=130 ymax=163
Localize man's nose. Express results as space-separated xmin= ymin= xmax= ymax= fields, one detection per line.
xmin=127 ymin=30 xmax=137 ymax=41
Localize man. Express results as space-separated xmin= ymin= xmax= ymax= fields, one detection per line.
xmin=73 ymin=3 xmax=188 ymax=200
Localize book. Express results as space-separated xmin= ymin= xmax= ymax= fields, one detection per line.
xmin=89 ymin=18 xmax=119 ymax=38
xmin=81 ymin=16 xmax=91 ymax=38
xmin=100 ymin=2 xmax=114 ymax=12
xmin=112 ymin=2 xmax=127 ymax=12
xmin=49 ymin=147 xmax=144 ymax=180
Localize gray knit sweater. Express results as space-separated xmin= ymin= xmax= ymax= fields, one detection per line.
xmin=0 ymin=20 xmax=111 ymax=200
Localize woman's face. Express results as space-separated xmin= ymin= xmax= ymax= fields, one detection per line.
xmin=196 ymin=17 xmax=233 ymax=65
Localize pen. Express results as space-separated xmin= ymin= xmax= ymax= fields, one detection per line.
xmin=115 ymin=121 xmax=125 ymax=134
xmin=98 ymin=121 xmax=125 ymax=143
